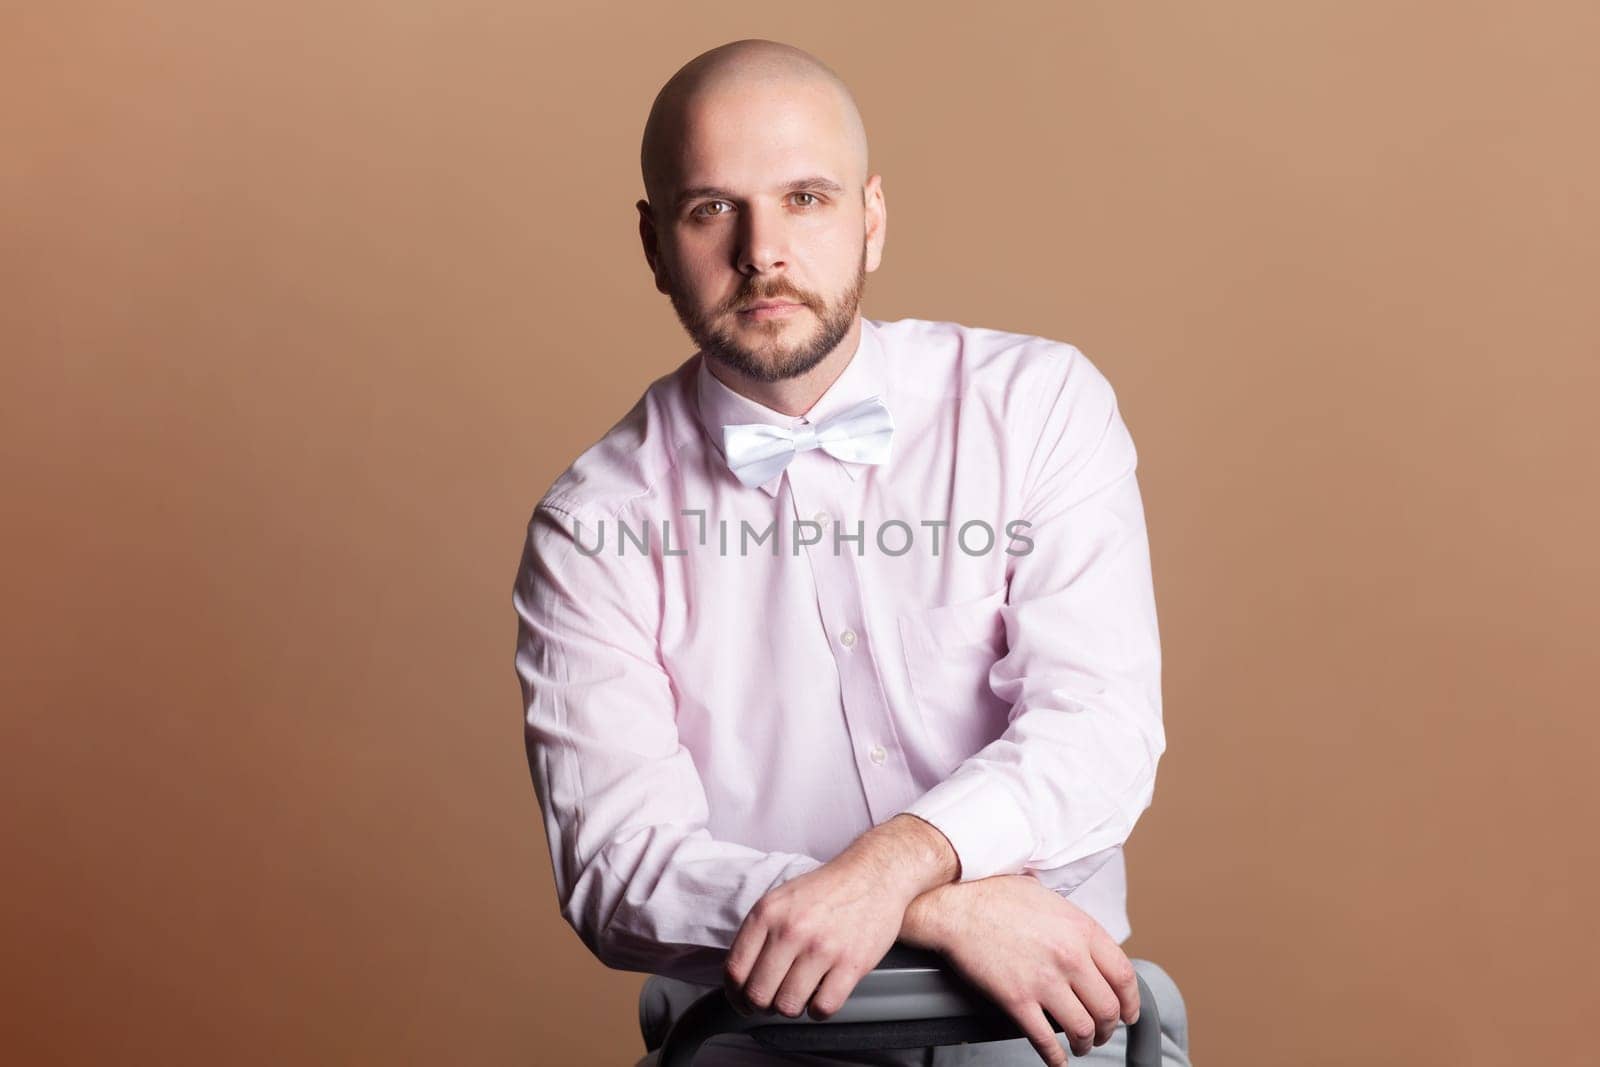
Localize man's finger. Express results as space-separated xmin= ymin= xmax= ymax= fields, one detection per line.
xmin=1088 ymin=936 xmax=1140 ymax=1025
xmin=1009 ymin=1000 xmax=1070 ymax=1067
xmin=741 ymin=934 xmax=803 ymax=1014
xmin=1040 ymin=989 xmax=1097 ymax=1059
xmin=1068 ymin=970 xmax=1122 ymax=1047
xmin=806 ymin=960 xmax=867 ymax=1020
xmin=723 ymin=922 xmax=769 ymax=1013
xmin=769 ymin=948 xmax=834 ymax=1018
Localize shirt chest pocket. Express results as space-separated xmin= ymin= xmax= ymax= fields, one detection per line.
xmin=896 ymin=585 xmax=1014 ymax=768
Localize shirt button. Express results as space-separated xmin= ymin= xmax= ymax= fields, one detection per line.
xmin=813 ymin=510 xmax=831 ymax=525
xmin=839 ymin=628 xmax=857 ymax=648
xmin=869 ymin=744 xmax=887 ymax=765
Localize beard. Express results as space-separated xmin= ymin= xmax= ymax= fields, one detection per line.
xmin=665 ymin=242 xmax=868 ymax=384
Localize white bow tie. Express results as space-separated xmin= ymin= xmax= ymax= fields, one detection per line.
xmin=721 ymin=394 xmax=895 ymax=489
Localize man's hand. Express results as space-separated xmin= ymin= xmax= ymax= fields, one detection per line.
xmin=724 ymin=814 xmax=958 ymax=1021
xmin=901 ymin=874 xmax=1140 ymax=1065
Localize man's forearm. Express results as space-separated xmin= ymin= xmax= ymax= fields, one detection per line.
xmin=897 ymin=873 xmax=1038 ymax=953
xmin=898 ymin=879 xmax=963 ymax=950
xmin=853 ymin=812 xmax=961 ymax=900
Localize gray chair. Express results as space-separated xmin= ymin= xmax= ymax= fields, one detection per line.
xmin=644 ymin=942 xmax=1169 ymax=1066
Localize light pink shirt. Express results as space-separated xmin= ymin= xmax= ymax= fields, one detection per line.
xmin=513 ymin=316 xmax=1166 ymax=986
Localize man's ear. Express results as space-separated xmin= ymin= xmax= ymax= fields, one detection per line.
xmin=637 ymin=199 xmax=670 ymax=295
xmin=863 ymin=174 xmax=887 ymax=274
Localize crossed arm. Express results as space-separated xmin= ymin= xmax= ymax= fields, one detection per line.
xmin=719 ymin=811 xmax=1141 ymax=1066
xmin=514 ymin=347 xmax=1159 ymax=1066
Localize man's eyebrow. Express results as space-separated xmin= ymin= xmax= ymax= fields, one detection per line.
xmin=674 ymin=177 xmax=847 ymax=207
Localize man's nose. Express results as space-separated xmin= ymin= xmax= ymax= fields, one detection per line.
xmin=735 ymin=199 xmax=790 ymax=276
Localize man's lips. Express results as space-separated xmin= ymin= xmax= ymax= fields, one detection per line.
xmin=738 ymin=301 xmax=806 ymax=319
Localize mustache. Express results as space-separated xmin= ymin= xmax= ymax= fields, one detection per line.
xmin=726 ymin=286 xmax=814 ymax=311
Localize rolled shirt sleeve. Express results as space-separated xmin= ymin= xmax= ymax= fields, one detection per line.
xmin=514 ymin=499 xmax=825 ymax=985
xmin=899 ymin=346 xmax=1166 ymax=887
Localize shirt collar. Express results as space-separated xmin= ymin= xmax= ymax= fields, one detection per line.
xmin=695 ymin=317 xmax=889 ymax=498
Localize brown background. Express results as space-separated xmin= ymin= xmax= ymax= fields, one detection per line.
xmin=3 ymin=3 xmax=1596 ymax=1064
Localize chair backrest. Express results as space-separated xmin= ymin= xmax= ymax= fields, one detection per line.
xmin=651 ymin=943 xmax=1166 ymax=1067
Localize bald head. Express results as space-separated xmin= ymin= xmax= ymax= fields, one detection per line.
xmin=639 ymin=39 xmax=869 ymax=211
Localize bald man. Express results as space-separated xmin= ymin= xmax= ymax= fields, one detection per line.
xmin=514 ymin=39 xmax=1194 ymax=1067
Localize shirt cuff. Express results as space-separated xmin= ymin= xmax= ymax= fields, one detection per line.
xmin=898 ymin=771 xmax=1035 ymax=882
xmin=1024 ymin=844 xmax=1120 ymax=897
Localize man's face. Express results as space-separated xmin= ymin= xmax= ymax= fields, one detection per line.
xmin=642 ymin=82 xmax=884 ymax=383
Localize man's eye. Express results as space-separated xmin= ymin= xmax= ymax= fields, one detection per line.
xmin=691 ymin=194 xmax=819 ymax=219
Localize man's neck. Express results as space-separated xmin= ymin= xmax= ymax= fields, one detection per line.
xmin=707 ymin=316 xmax=863 ymax=418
